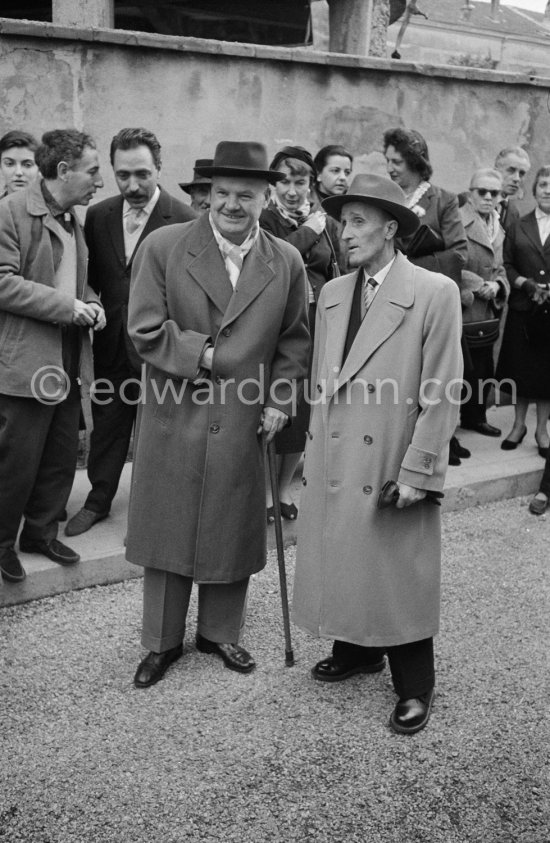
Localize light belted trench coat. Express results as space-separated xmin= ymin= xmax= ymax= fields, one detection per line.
xmin=292 ymin=251 xmax=462 ymax=647
xmin=126 ymin=215 xmax=309 ymax=583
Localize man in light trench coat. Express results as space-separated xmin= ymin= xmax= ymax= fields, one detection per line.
xmin=126 ymin=141 xmax=309 ymax=688
xmin=292 ymin=174 xmax=462 ymax=734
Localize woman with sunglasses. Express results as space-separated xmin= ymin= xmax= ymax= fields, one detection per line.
xmin=496 ymin=165 xmax=550 ymax=456
xmin=260 ymin=145 xmax=342 ymax=522
xmin=459 ymin=169 xmax=509 ymax=438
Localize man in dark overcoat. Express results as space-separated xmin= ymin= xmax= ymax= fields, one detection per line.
xmin=65 ymin=128 xmax=196 ymax=537
xmin=292 ymin=175 xmax=462 ymax=734
xmin=127 ymin=141 xmax=310 ymax=687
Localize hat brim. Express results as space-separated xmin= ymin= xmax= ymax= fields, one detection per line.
xmin=195 ymin=165 xmax=285 ymax=185
xmin=322 ymin=194 xmax=420 ymax=237
xmin=178 ymin=179 xmax=211 ymax=194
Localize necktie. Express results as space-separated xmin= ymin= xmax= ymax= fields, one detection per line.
xmin=362 ymin=276 xmax=378 ymax=318
xmin=125 ymin=208 xmax=146 ymax=234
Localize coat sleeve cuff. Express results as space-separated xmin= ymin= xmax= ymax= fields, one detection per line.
xmin=401 ymin=444 xmax=438 ymax=476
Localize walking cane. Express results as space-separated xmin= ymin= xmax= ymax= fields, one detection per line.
xmin=267 ymin=439 xmax=295 ymax=666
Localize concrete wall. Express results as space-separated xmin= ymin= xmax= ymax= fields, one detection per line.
xmin=1 ymin=19 xmax=549 ymax=213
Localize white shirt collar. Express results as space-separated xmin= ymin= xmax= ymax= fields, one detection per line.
xmin=363 ymin=254 xmax=396 ymax=287
xmin=123 ymin=186 xmax=160 ymax=218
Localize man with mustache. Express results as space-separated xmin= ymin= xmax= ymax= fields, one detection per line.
xmin=65 ymin=128 xmax=196 ymax=538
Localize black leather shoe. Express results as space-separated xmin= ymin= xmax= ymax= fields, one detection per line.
xmin=0 ymin=548 xmax=26 ymax=583
xmin=462 ymin=421 xmax=501 ymax=437
xmin=65 ymin=507 xmax=108 ymax=536
xmin=19 ymin=538 xmax=80 ymax=565
xmin=134 ymin=645 xmax=183 ymax=688
xmin=311 ymin=655 xmax=385 ymax=682
xmin=529 ymin=494 xmax=548 ymax=516
xmin=450 ymin=435 xmax=470 ymax=459
xmin=389 ymin=689 xmax=435 ymax=734
xmin=501 ymin=425 xmax=527 ymax=450
xmin=196 ymin=634 xmax=255 ymax=673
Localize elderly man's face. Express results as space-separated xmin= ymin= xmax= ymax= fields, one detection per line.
xmin=189 ymin=184 xmax=211 ymax=215
xmin=341 ymin=202 xmax=397 ymax=270
xmin=64 ymin=146 xmax=104 ymax=206
xmin=496 ymin=153 xmax=530 ymax=197
xmin=210 ymin=176 xmax=268 ymax=244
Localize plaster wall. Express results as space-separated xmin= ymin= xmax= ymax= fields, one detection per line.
xmin=0 ymin=21 xmax=549 ymax=214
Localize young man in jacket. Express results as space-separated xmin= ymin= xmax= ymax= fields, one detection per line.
xmin=65 ymin=128 xmax=196 ymax=538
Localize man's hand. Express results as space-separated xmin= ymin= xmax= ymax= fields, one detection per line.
xmin=395 ymin=483 xmax=427 ymax=509
xmin=73 ymin=299 xmax=99 ymax=327
xmin=258 ymin=407 xmax=289 ymax=444
xmin=200 ymin=346 xmax=214 ymax=371
xmin=87 ymin=302 xmax=107 ymax=331
xmin=303 ymin=210 xmax=327 ymax=236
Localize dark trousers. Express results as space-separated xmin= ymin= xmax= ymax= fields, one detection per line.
xmin=141 ymin=568 xmax=249 ymax=652
xmin=332 ymin=637 xmax=434 ymax=699
xmin=0 ymin=387 xmax=81 ymax=550
xmin=85 ymin=377 xmax=138 ymax=514
xmin=539 ymin=451 xmax=550 ymax=497
xmin=461 ymin=344 xmax=495 ymax=426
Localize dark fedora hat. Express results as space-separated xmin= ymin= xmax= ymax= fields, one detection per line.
xmin=322 ymin=173 xmax=420 ymax=237
xmin=179 ymin=158 xmax=213 ymax=193
xmin=196 ymin=141 xmax=285 ymax=185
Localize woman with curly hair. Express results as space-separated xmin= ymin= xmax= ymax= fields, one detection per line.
xmin=384 ymin=127 xmax=468 ymax=464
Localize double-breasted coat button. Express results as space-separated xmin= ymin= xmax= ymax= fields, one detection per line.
xmin=367 ymin=383 xmax=375 ymax=394
xmin=302 ymin=477 xmax=307 ymax=486
xmin=222 ymin=327 xmax=231 ymax=337
xmin=209 ymin=423 xmax=220 ymax=434
xmin=540 ymin=270 xmax=545 ymax=276
xmin=362 ymin=485 xmax=373 ymax=495
xmin=363 ymin=435 xmax=373 ymax=444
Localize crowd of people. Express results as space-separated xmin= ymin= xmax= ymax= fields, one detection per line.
xmin=0 ymin=123 xmax=548 ymax=735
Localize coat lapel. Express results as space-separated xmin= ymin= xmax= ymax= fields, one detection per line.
xmin=461 ymin=203 xmax=493 ymax=252
xmin=128 ymin=188 xmax=173 ymax=267
xmin=520 ymin=211 xmax=545 ymax=256
xmin=105 ymin=197 xmax=126 ymax=269
xmin=186 ymin=216 xmax=234 ymax=315
xmin=330 ymin=252 xmax=414 ymax=394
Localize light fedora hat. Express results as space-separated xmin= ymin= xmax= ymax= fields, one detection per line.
xmin=322 ymin=173 xmax=420 ymax=237
xmin=196 ymin=141 xmax=285 ymax=185
xmin=179 ymin=158 xmax=213 ymax=193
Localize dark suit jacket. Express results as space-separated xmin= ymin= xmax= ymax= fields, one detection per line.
xmin=259 ymin=206 xmax=342 ymax=303
xmin=499 ymin=198 xmax=521 ymax=235
xmin=504 ymin=210 xmax=550 ymax=312
xmin=398 ymin=184 xmax=468 ymax=285
xmin=84 ymin=188 xmax=196 ymax=374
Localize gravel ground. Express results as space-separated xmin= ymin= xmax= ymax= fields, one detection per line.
xmin=1 ymin=497 xmax=549 ymax=843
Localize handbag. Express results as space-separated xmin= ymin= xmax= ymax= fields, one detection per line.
xmin=405 ymin=224 xmax=445 ymax=259
xmin=462 ymin=301 xmax=500 ymax=350
xmin=525 ymin=299 xmax=550 ymax=348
